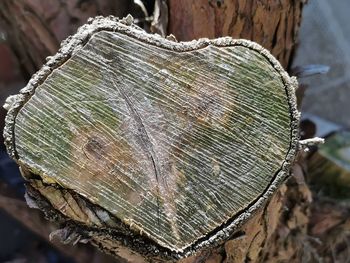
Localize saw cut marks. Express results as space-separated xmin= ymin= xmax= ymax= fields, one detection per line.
xmin=9 ymin=19 xmax=297 ymax=253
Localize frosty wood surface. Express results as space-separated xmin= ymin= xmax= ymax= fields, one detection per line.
xmin=7 ymin=19 xmax=298 ymax=254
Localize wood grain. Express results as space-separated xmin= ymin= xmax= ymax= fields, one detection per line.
xmin=4 ymin=17 xmax=299 ymax=257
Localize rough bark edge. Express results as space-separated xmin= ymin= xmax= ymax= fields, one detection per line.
xmin=3 ymin=15 xmax=300 ymax=257
xmin=24 ymin=182 xmax=170 ymax=262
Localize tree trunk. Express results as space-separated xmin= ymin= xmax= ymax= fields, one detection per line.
xmin=0 ymin=0 xmax=139 ymax=79
xmin=1 ymin=1 xmax=313 ymax=263
xmin=168 ymin=0 xmax=305 ymax=69
xmin=4 ymin=15 xmax=300 ymax=262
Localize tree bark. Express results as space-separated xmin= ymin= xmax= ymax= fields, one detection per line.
xmin=168 ymin=0 xmax=305 ymax=69
xmin=0 ymin=0 xmax=138 ymax=78
xmin=0 ymin=181 xmax=116 ymax=263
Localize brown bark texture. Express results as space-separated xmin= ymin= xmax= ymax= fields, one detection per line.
xmin=0 ymin=0 xmax=138 ymax=78
xmin=0 ymin=181 xmax=116 ymax=263
xmin=168 ymin=0 xmax=305 ymax=69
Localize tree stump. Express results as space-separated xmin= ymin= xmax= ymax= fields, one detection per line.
xmin=4 ymin=16 xmax=299 ymax=261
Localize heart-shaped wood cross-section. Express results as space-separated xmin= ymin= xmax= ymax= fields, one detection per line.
xmin=6 ymin=17 xmax=298 ymax=254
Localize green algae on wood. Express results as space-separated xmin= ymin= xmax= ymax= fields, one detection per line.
xmin=3 ymin=16 xmax=299 ymax=259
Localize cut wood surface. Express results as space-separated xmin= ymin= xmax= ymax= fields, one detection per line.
xmin=4 ymin=17 xmax=299 ymax=260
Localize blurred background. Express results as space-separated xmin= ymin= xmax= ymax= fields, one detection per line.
xmin=0 ymin=0 xmax=349 ymax=262
xmin=294 ymin=0 xmax=350 ymax=128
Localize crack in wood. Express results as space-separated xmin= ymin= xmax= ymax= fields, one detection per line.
xmin=110 ymin=74 xmax=180 ymax=240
